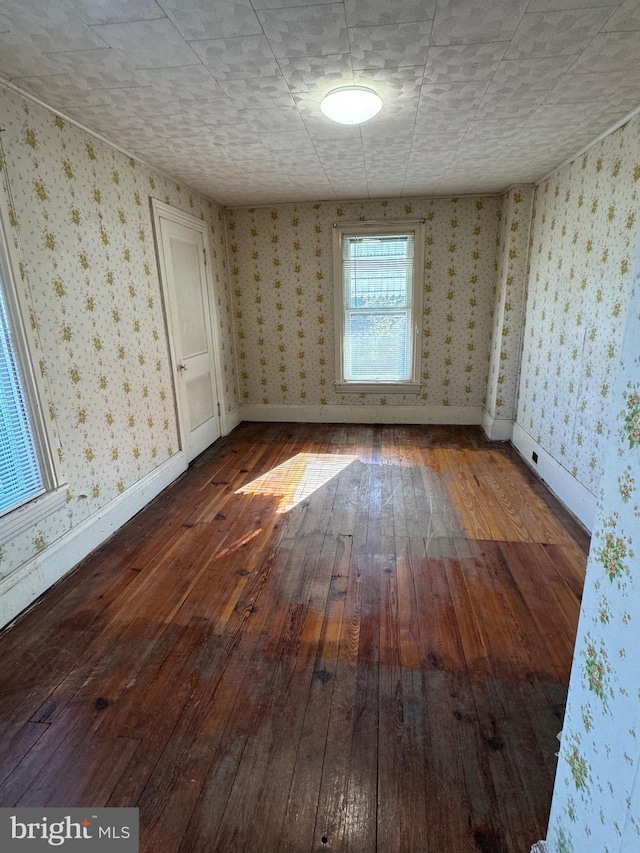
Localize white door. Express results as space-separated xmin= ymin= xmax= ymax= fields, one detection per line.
xmin=153 ymin=204 xmax=222 ymax=463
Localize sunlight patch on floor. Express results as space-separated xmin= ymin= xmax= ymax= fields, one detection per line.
xmin=236 ymin=453 xmax=358 ymax=512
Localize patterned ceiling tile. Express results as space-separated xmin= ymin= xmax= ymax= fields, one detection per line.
xmin=477 ymin=90 xmax=546 ymax=120
xmin=463 ymin=118 xmax=528 ymax=140
xmin=34 ymin=48 xmax=147 ymax=88
xmin=354 ymin=65 xmax=424 ymax=100
xmin=344 ymin=0 xmax=436 ymax=27
xmin=290 ymin=91 xmax=328 ymax=120
xmin=7 ymin=74 xmax=109 ymax=108
xmin=505 ymin=8 xmax=615 ymax=59
xmin=362 ymin=140 xmax=411 ymax=159
xmin=369 ymin=183 xmax=406 ymax=197
xmin=407 ymin=149 xmax=455 ymax=168
xmin=372 ymin=97 xmax=419 ymax=123
xmin=61 ymin=0 xmax=165 ymax=25
xmin=88 ymin=18 xmax=199 ymax=67
xmin=571 ymin=29 xmax=640 ymax=72
xmin=407 ymin=139 xmax=458 ymax=159
xmin=545 ymin=71 xmax=626 ymax=103
xmin=431 ymin=0 xmax=529 ymax=46
xmin=213 ymin=143 xmax=275 ymax=161
xmin=250 ymin=0 xmax=333 ymax=9
xmin=0 ymin=18 xmax=108 ymax=52
xmin=418 ymin=80 xmax=488 ymax=112
xmin=485 ymin=54 xmax=576 ymax=94
xmin=78 ymin=96 xmax=246 ymax=128
xmin=138 ymin=64 xmax=226 ymax=100
xmin=300 ymin=114 xmax=363 ymax=140
xmin=324 ymin=157 xmax=366 ymax=175
xmin=172 ymin=99 xmax=246 ymax=124
xmin=348 ymin=21 xmax=431 ymax=70
xmin=528 ymin=101 xmax=611 ymax=127
xmin=596 ymin=85 xmax=640 ymax=118
xmin=0 ymin=37 xmax=66 ymax=77
xmin=190 ymin=34 xmax=279 ymax=80
xmin=360 ymin=124 xmax=416 ymax=146
xmin=423 ymin=41 xmax=508 ymax=83
xmin=259 ymin=130 xmax=316 ymax=151
xmin=527 ymin=0 xmax=621 ymax=10
xmin=602 ymin=0 xmax=640 ymax=31
xmin=401 ymin=180 xmax=441 ymax=196
xmin=412 ymin=109 xmax=476 ymax=133
xmin=161 ymin=0 xmax=261 ymax=40
xmin=241 ymin=107 xmax=306 ymax=132
xmin=257 ymin=4 xmax=349 ymax=58
xmin=314 ymin=137 xmax=366 ymax=160
xmin=0 ymin=0 xmax=82 ymax=24
xmin=406 ymin=131 xmax=467 ymax=150
xmin=219 ymin=76 xmax=295 ymax=109
xmin=192 ymin=123 xmax=263 ymax=146
xmin=364 ymin=163 xmax=407 ymax=178
xmin=276 ymin=53 xmax=354 ymax=93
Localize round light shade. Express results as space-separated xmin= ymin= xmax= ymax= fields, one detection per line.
xmin=320 ymin=86 xmax=382 ymax=125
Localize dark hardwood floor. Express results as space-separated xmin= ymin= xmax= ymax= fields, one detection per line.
xmin=0 ymin=423 xmax=589 ymax=852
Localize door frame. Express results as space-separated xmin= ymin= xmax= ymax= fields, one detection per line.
xmin=151 ymin=198 xmax=227 ymax=455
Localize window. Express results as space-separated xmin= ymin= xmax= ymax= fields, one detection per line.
xmin=0 ymin=279 xmax=45 ymax=515
xmin=0 ymin=209 xmax=65 ymax=543
xmin=333 ymin=221 xmax=424 ymax=393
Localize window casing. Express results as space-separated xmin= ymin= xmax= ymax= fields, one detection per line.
xmin=0 ymin=206 xmax=65 ymax=543
xmin=333 ymin=221 xmax=424 ymax=393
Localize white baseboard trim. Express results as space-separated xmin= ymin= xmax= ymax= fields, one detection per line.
xmin=223 ymin=405 xmax=243 ymax=434
xmin=511 ymin=423 xmax=597 ymax=532
xmin=481 ymin=409 xmax=513 ymax=441
xmin=0 ymin=451 xmax=187 ymax=631
xmin=238 ymin=403 xmax=483 ymax=425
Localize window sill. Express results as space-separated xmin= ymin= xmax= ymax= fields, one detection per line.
xmin=334 ymin=382 xmax=422 ymax=395
xmin=0 ymin=486 xmax=68 ymax=545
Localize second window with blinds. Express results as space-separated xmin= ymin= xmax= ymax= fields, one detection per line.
xmin=333 ymin=220 xmax=425 ymax=394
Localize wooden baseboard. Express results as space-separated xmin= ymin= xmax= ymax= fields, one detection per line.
xmin=223 ymin=405 xmax=243 ymax=434
xmin=511 ymin=423 xmax=597 ymax=531
xmin=237 ymin=403 xmax=483 ymax=425
xmin=0 ymin=452 xmax=187 ymax=630
xmin=481 ymin=409 xmax=513 ymax=441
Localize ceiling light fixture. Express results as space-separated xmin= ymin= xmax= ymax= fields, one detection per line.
xmin=320 ymin=86 xmax=382 ymax=125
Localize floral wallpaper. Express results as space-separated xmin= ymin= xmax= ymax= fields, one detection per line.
xmin=226 ymin=196 xmax=501 ymax=409
xmin=0 ymin=85 xmax=237 ymax=580
xmin=545 ymin=239 xmax=640 ymax=853
xmin=517 ymin=115 xmax=640 ymax=494
xmin=485 ymin=184 xmax=534 ymax=424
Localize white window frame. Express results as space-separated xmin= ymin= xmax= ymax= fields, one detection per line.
xmin=333 ymin=220 xmax=425 ymax=394
xmin=0 ymin=199 xmax=66 ymax=545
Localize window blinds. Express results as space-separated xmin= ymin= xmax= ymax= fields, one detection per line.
xmin=0 ymin=278 xmax=44 ymax=516
xmin=342 ymin=233 xmax=414 ymax=382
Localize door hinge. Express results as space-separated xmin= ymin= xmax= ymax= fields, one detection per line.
xmin=203 ymin=248 xmax=207 ymax=266
xmin=217 ymin=401 xmax=221 ymax=416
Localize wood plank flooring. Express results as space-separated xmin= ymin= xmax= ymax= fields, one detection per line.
xmin=0 ymin=423 xmax=589 ymax=852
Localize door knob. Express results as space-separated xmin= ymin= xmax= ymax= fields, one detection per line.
xmin=178 ymin=362 xmax=188 ymax=372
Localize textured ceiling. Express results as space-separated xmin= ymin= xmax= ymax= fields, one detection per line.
xmin=1 ymin=0 xmax=640 ymax=206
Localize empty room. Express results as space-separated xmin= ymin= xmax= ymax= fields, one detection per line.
xmin=0 ymin=1 xmax=638 ymax=852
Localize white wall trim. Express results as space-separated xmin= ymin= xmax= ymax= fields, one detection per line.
xmin=481 ymin=409 xmax=513 ymax=441
xmin=0 ymin=451 xmax=187 ymax=631
xmin=238 ymin=403 xmax=482 ymax=425
xmin=223 ymin=405 xmax=243 ymax=434
xmin=511 ymin=423 xmax=597 ymax=531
